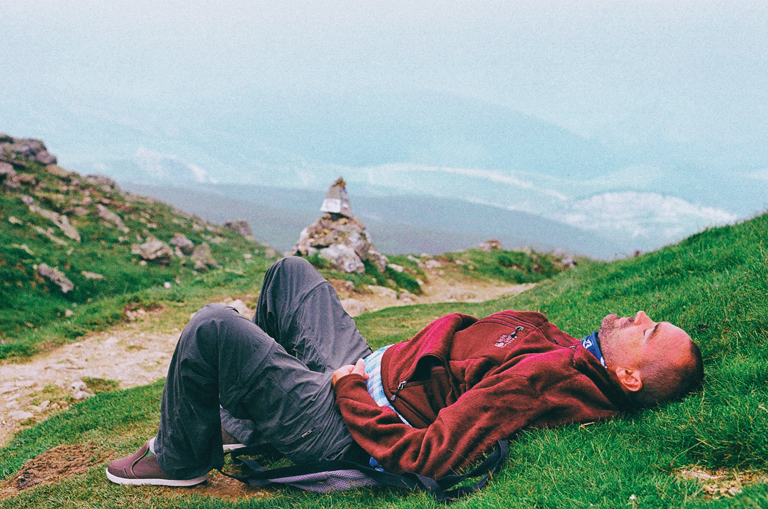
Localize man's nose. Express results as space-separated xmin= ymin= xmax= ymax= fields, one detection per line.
xmin=635 ymin=311 xmax=654 ymax=327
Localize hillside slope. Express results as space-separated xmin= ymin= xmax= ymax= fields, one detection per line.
xmin=0 ymin=135 xmax=272 ymax=356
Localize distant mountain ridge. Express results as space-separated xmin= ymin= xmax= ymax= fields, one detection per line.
xmin=124 ymin=182 xmax=628 ymax=259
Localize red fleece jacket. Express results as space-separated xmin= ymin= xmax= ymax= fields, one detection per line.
xmin=333 ymin=310 xmax=632 ymax=478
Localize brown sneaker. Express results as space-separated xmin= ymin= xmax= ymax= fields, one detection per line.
xmin=105 ymin=441 xmax=208 ymax=487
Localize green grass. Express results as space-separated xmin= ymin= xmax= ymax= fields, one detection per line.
xmin=2 ymin=175 xmax=768 ymax=506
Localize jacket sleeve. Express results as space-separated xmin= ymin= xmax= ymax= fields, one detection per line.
xmin=333 ymin=366 xmax=550 ymax=479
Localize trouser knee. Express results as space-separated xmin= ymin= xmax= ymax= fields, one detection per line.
xmin=180 ymin=303 xmax=244 ymax=358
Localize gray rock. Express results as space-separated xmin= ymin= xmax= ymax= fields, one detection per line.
xmin=290 ymin=213 xmax=387 ymax=273
xmin=38 ymin=264 xmax=75 ymax=293
xmin=191 ymin=242 xmax=219 ymax=271
xmin=0 ymin=162 xmax=15 ymax=184
xmin=319 ymin=244 xmax=365 ymax=273
xmin=7 ymin=410 xmax=34 ymax=421
xmin=340 ymin=298 xmax=367 ymax=317
xmin=478 ymin=239 xmax=502 ymax=252
xmin=29 ymin=204 xmax=81 ymax=242
xmin=132 ymin=238 xmax=174 ymax=264
xmin=35 ymin=150 xmax=57 ymax=165
xmin=84 ymin=174 xmax=120 ymax=193
xmin=170 ymin=233 xmax=195 ymax=255
xmin=97 ymin=204 xmax=130 ymax=233
xmin=223 ymin=219 xmax=253 ymax=237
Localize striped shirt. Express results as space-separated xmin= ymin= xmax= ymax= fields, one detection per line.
xmin=364 ymin=345 xmax=411 ymax=426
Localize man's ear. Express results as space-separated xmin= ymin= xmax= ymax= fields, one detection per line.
xmin=615 ymin=367 xmax=643 ymax=392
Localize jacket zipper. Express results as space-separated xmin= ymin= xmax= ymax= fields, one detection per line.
xmin=390 ymin=381 xmax=407 ymax=402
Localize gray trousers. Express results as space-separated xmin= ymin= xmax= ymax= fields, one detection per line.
xmin=155 ymin=257 xmax=372 ymax=479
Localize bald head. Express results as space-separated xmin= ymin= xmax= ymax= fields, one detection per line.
xmin=599 ymin=311 xmax=704 ymax=408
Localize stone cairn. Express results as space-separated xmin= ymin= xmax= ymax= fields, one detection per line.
xmin=289 ymin=177 xmax=387 ymax=274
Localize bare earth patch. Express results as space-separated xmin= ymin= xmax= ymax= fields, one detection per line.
xmin=679 ymin=467 xmax=768 ymax=499
xmin=0 ymin=442 xmax=111 ymax=500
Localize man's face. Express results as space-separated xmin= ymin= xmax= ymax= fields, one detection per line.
xmin=599 ymin=311 xmax=692 ymax=368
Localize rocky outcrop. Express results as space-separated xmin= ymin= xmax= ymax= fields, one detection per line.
xmin=132 ymin=238 xmax=174 ymax=265
xmin=170 ymin=233 xmax=195 ymax=255
xmin=28 ymin=202 xmax=81 ymax=242
xmin=0 ymin=135 xmax=57 ymax=167
xmin=97 ymin=204 xmax=130 ymax=233
xmin=191 ymin=242 xmax=220 ymax=271
xmin=223 ymin=219 xmax=253 ymax=238
xmin=290 ymin=214 xmax=388 ymax=274
xmin=289 ymin=178 xmax=387 ymax=274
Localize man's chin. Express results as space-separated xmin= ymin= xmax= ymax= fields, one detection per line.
xmin=601 ymin=313 xmax=620 ymax=332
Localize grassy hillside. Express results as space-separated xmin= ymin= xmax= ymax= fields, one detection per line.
xmin=0 ymin=151 xmax=281 ymax=359
xmin=1 ymin=140 xmax=766 ymax=507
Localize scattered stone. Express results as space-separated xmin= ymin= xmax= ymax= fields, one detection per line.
xmin=84 ymin=174 xmax=119 ymax=193
xmin=398 ymin=291 xmax=416 ymax=303
xmin=132 ymin=238 xmax=174 ymax=264
xmin=7 ymin=216 xmax=22 ymax=225
xmin=388 ymin=263 xmax=404 ymax=273
xmin=16 ymin=174 xmax=37 ymax=186
xmin=163 ymin=282 xmax=172 ymax=289
xmin=37 ymin=264 xmax=75 ymax=293
xmin=32 ymin=225 xmax=68 ymax=246
xmin=46 ymin=165 xmax=70 ymax=178
xmin=0 ymin=163 xmax=16 ymax=185
xmin=20 ymin=195 xmax=34 ymax=205
xmin=7 ymin=410 xmax=33 ymax=422
xmin=424 ymin=259 xmax=443 ymax=270
xmin=170 ymin=233 xmax=195 ymax=255
xmin=368 ymin=285 xmax=398 ymax=299
xmin=70 ymin=380 xmax=91 ymax=401
xmin=478 ymin=239 xmax=502 ymax=252
xmin=29 ymin=204 xmax=81 ymax=241
xmin=223 ymin=219 xmax=253 ymax=238
xmin=36 ymin=150 xmax=56 ymax=165
xmin=191 ymin=242 xmax=219 ymax=271
xmin=340 ymin=298 xmax=367 ymax=317
xmin=81 ymin=271 xmax=104 ymax=280
xmin=11 ymin=244 xmax=34 ymax=255
xmin=553 ymin=249 xmax=576 ymax=268
xmin=65 ymin=309 xmax=74 ymax=317
xmin=97 ymin=204 xmax=130 ymax=233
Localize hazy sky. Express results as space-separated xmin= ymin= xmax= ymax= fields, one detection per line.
xmin=3 ymin=1 xmax=768 ymax=252
xmin=4 ymin=0 xmax=766 ymax=142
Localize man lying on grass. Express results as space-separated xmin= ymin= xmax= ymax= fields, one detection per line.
xmin=106 ymin=257 xmax=704 ymax=486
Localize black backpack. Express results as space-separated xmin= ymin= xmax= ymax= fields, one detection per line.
xmin=221 ymin=440 xmax=509 ymax=503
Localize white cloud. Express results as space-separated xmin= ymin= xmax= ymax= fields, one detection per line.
xmin=135 ymin=148 xmax=217 ymax=184
xmin=746 ymin=169 xmax=768 ymax=181
xmin=548 ymin=192 xmax=738 ymax=241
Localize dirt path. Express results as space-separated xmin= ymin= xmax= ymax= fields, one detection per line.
xmin=0 ymin=267 xmax=532 ymax=448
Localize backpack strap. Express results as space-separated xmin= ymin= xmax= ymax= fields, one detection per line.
xmin=221 ymin=439 xmax=509 ymax=503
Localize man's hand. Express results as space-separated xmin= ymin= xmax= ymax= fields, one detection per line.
xmin=332 ymin=358 xmax=368 ymax=387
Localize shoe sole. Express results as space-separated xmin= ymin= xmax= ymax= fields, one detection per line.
xmin=223 ymin=443 xmax=246 ymax=451
xmin=105 ymin=468 xmax=208 ymax=487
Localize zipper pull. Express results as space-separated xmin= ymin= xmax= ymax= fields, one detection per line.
xmin=390 ymin=381 xmax=407 ymax=402
xmin=510 ymin=326 xmax=524 ymax=337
